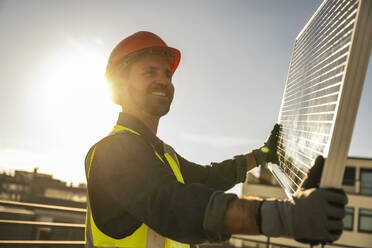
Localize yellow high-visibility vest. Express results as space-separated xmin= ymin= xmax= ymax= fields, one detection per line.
xmin=85 ymin=124 xmax=190 ymax=248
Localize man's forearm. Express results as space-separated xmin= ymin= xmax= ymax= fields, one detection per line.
xmin=222 ymin=196 xmax=263 ymax=235
xmin=245 ymin=152 xmax=258 ymax=172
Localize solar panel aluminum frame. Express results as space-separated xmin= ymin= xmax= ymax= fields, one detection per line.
xmin=269 ymin=0 xmax=372 ymax=198
xmin=320 ymin=0 xmax=372 ymax=188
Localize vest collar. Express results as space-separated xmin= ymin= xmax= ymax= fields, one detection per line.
xmin=117 ymin=112 xmax=164 ymax=152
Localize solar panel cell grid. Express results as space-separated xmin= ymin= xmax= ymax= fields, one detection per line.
xmin=274 ymin=0 xmax=360 ymax=195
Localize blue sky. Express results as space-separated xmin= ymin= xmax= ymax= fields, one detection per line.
xmin=0 ymin=0 xmax=371 ymax=195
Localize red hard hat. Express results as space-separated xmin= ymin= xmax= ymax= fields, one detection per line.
xmin=105 ymin=31 xmax=181 ymax=76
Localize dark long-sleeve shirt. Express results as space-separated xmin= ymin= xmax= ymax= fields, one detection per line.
xmin=86 ymin=112 xmax=248 ymax=243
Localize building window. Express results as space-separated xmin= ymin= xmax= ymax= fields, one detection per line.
xmin=359 ymin=208 xmax=372 ymax=233
xmin=343 ymin=207 xmax=354 ymax=230
xmin=360 ymin=168 xmax=372 ymax=195
xmin=342 ymin=166 xmax=356 ymax=193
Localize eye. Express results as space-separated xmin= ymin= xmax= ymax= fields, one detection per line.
xmin=165 ymin=71 xmax=172 ymax=79
xmin=143 ymin=71 xmax=155 ymax=76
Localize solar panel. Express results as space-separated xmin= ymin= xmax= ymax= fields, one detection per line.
xmin=268 ymin=0 xmax=372 ymax=198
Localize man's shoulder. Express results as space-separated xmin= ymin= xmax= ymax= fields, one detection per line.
xmin=85 ymin=131 xmax=138 ymax=167
xmin=92 ymin=130 xmax=148 ymax=154
xmin=85 ymin=130 xmax=156 ymax=173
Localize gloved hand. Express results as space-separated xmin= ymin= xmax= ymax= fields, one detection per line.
xmin=252 ymin=124 xmax=280 ymax=167
xmin=260 ymin=187 xmax=348 ymax=242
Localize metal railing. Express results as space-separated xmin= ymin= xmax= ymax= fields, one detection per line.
xmin=0 ymin=199 xmax=86 ymax=247
xmin=230 ymin=235 xmax=369 ymax=248
xmin=4 ymin=199 xmax=365 ymax=248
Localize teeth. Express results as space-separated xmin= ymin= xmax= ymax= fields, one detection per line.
xmin=152 ymin=92 xmax=167 ymax=97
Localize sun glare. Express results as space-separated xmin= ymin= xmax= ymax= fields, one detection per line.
xmin=38 ymin=42 xmax=119 ymax=183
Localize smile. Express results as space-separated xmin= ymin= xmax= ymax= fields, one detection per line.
xmin=151 ymin=91 xmax=168 ymax=97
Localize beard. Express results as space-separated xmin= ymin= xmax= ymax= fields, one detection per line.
xmin=127 ymin=83 xmax=173 ymax=118
xmin=143 ymin=95 xmax=172 ymax=117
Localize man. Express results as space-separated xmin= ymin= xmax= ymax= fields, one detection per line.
xmin=84 ymin=31 xmax=347 ymax=248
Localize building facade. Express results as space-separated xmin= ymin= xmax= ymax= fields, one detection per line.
xmin=0 ymin=168 xmax=87 ymax=207
xmin=0 ymin=168 xmax=86 ymax=241
xmin=232 ymin=157 xmax=372 ymax=248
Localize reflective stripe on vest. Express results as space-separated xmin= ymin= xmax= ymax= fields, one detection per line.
xmin=85 ymin=124 xmax=190 ymax=248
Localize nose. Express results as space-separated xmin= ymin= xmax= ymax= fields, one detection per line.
xmin=155 ymin=71 xmax=172 ymax=87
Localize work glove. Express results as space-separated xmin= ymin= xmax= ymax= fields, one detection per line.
xmin=259 ymin=156 xmax=348 ymax=243
xmin=252 ymin=124 xmax=280 ymax=167
xmin=260 ymin=187 xmax=347 ymax=242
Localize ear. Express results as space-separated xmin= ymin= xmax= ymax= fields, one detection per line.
xmin=107 ymin=82 xmax=121 ymax=105
xmin=108 ymin=75 xmax=128 ymax=106
xmin=113 ymin=96 xmax=121 ymax=105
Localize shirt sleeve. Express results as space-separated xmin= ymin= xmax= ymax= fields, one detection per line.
xmin=177 ymin=153 xmax=248 ymax=191
xmin=87 ymin=133 xmax=236 ymax=244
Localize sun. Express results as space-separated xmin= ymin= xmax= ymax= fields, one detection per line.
xmin=37 ymin=42 xmax=120 ymax=183
xmin=42 ymin=44 xmax=118 ymax=131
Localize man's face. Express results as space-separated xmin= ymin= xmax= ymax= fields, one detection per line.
xmin=121 ymin=53 xmax=174 ymax=118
